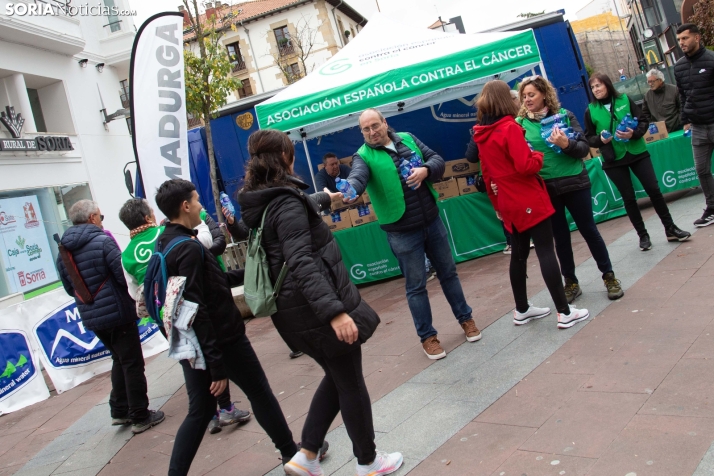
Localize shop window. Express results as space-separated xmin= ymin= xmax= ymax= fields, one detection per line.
xmin=26 ymin=89 xmax=47 ymax=133
xmin=103 ymin=0 xmax=122 ymax=32
xmin=286 ymin=63 xmax=302 ymax=83
xmin=226 ymin=42 xmax=246 ymax=72
xmin=0 ymin=183 xmax=92 ymax=299
xmin=236 ymin=80 xmax=253 ymax=99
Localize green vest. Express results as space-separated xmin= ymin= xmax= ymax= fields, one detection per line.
xmin=516 ymin=109 xmax=584 ymax=180
xmin=587 ymin=94 xmax=648 ymax=161
xmin=121 ymin=226 xmax=164 ymax=284
xmin=356 ymin=133 xmax=439 ymax=225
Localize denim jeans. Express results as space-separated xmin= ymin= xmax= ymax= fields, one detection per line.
xmin=386 ymin=217 xmax=473 ymax=342
xmin=548 ymin=186 xmax=613 ymax=282
xmin=691 ymin=123 xmax=714 ymax=209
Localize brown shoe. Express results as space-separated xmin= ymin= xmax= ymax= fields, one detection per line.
xmin=461 ymin=319 xmax=482 ymax=342
xmin=422 ymin=335 xmax=446 ymax=360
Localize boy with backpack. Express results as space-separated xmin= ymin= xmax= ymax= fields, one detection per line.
xmin=152 ymin=179 xmax=300 ymax=475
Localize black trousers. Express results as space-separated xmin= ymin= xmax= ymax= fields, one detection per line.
xmin=604 ymin=155 xmax=674 ymax=235
xmin=510 ymin=218 xmax=570 ymax=315
xmin=549 ymin=186 xmax=613 ymax=283
xmin=301 ymin=347 xmax=376 ymax=466
xmin=168 ymin=334 xmax=296 ymax=476
xmin=93 ymin=321 xmax=149 ymax=423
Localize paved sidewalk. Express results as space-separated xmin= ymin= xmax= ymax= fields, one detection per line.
xmin=2 ymin=189 xmax=711 ymax=476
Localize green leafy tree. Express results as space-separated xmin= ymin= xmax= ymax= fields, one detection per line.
xmin=691 ymin=0 xmax=714 ymax=47
xmin=183 ymin=0 xmax=242 ymax=223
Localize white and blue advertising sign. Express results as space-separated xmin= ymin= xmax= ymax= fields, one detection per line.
xmin=0 ymin=329 xmax=49 ymax=414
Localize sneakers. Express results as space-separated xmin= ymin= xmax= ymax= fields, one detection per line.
xmin=131 ymin=410 xmax=165 ymax=434
xmin=513 ymin=305 xmax=551 ymax=325
xmin=557 ymin=306 xmax=590 ymax=329
xmin=666 ymin=224 xmax=691 ymax=242
xmin=284 ymin=451 xmax=324 ymax=476
xmin=111 ymin=416 xmax=131 ymax=426
xmin=208 ymin=414 xmax=222 ymax=434
xmin=289 ymin=350 xmax=304 ymax=359
xmin=460 ymin=319 xmax=482 ymax=342
xmin=639 ymin=233 xmax=652 ymax=251
xmin=283 ymin=440 xmax=330 ymax=466
xmin=422 ymin=335 xmax=446 ymax=360
xmin=219 ymin=403 xmax=251 ymax=426
xmin=563 ymin=278 xmax=582 ymax=303
xmin=694 ymin=208 xmax=714 ymax=227
xmin=356 ymin=451 xmax=404 ymax=476
xmin=603 ymin=272 xmax=624 ymax=300
xmin=503 ymin=244 xmax=512 ymax=254
xmin=426 ymin=270 xmax=437 ymax=282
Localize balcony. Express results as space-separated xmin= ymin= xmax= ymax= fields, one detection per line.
xmin=119 ymin=90 xmax=130 ymax=109
xmin=0 ymin=0 xmax=85 ymax=55
xmin=231 ymin=59 xmax=247 ymax=73
xmin=278 ymin=43 xmax=295 ymax=57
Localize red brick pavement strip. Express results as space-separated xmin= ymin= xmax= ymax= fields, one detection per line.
xmin=0 ymin=194 xmax=676 ymax=476
xmin=412 ymin=225 xmax=714 ymax=475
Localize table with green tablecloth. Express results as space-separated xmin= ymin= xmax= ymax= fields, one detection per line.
xmin=335 ymin=131 xmax=699 ymax=285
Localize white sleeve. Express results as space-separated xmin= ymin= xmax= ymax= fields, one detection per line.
xmin=123 ymin=266 xmax=140 ymax=300
xmin=194 ymin=220 xmax=213 ymax=249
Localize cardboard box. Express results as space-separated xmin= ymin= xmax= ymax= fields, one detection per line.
xmin=321 ymin=210 xmax=352 ymax=231
xmin=457 ymin=176 xmax=479 ymax=196
xmin=348 ymin=204 xmax=378 ymax=227
xmin=443 ymin=158 xmax=480 ymax=178
xmin=643 ymin=121 xmax=668 ymax=143
xmin=317 ymin=157 xmax=353 ymax=171
xmin=361 ymin=190 xmax=370 ymax=204
xmin=330 ymin=193 xmax=362 ymax=211
xmin=433 ymin=178 xmax=459 ymax=201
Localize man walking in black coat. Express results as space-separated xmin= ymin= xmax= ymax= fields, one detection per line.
xmin=56 ymin=200 xmax=163 ymax=433
xmin=675 ymin=23 xmax=714 ymax=227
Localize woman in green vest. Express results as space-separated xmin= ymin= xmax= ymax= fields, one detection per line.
xmin=516 ymin=76 xmax=623 ymax=303
xmin=584 ymin=73 xmax=690 ymax=250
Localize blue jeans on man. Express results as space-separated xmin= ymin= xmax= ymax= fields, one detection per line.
xmin=386 ymin=217 xmax=473 ymax=342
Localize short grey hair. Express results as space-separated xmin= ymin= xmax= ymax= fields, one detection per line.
xmin=68 ymin=200 xmax=99 ymax=225
xmin=646 ymin=69 xmax=665 ymax=81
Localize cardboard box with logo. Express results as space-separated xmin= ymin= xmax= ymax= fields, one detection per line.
xmin=322 ymin=210 xmax=352 ymax=231
xmin=643 ymin=121 xmax=668 ymax=143
xmin=348 ymin=204 xmax=378 ymax=227
xmin=457 ymin=176 xmax=479 ymax=196
xmin=443 ymin=158 xmax=480 ymax=178
xmin=433 ymin=178 xmax=459 ymax=201
xmin=330 ymin=193 xmax=362 ymax=211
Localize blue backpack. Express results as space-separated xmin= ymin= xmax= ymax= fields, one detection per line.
xmin=143 ymin=236 xmax=204 ymax=325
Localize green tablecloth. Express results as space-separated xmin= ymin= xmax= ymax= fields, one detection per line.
xmin=336 ymin=131 xmax=697 ymax=285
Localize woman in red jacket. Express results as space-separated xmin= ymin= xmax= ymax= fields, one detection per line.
xmin=473 ymin=80 xmax=589 ymax=329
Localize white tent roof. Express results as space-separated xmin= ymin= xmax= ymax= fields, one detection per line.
xmin=255 ymin=13 xmax=543 ymax=139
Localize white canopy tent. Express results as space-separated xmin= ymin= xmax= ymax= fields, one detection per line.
xmin=255 ymin=13 xmax=546 ymax=187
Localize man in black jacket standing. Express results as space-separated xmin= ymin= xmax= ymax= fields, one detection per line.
xmin=56 ymin=200 xmax=163 ymax=434
xmin=345 ymin=108 xmax=480 ymax=361
xmin=675 ymin=23 xmax=714 ymax=227
xmin=154 ymin=179 xmax=298 ymax=475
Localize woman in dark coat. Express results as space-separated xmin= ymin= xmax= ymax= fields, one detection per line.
xmin=237 ymin=129 xmax=403 ymax=476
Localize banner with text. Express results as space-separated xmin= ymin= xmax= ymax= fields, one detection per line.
xmin=130 ymin=12 xmax=189 ymax=221
xmin=0 ymin=326 xmax=49 ymax=414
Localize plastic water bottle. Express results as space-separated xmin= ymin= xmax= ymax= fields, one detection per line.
xmin=219 ymin=192 xmax=234 ymax=216
xmin=335 ymin=178 xmax=357 ymax=200
xmin=601 ymin=130 xmax=612 ymax=140
xmin=331 ymin=211 xmax=341 ymax=223
xmin=399 ymin=159 xmax=417 ymax=190
xmin=466 ymin=175 xmax=475 ymax=186
xmin=615 ymin=113 xmax=637 ymax=142
xmin=648 ymin=123 xmax=659 ymax=135
xmin=363 ymin=204 xmax=370 ymax=215
xmin=684 ymin=128 xmax=692 ymax=137
xmin=409 ymin=151 xmax=422 ymax=169
xmin=357 ymin=204 xmax=365 ymax=217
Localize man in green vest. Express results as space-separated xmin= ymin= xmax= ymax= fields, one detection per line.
xmin=344 ymin=108 xmax=481 ymax=360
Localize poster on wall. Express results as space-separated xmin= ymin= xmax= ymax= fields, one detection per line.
xmin=26 ymin=290 xmax=168 ymax=394
xmin=0 ymin=196 xmax=59 ymax=294
xmin=0 ymin=328 xmax=50 ymax=414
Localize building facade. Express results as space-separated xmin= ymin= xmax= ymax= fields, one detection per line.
xmin=0 ymin=0 xmax=137 ymax=305
xmin=572 ymin=12 xmax=639 ymax=81
xmin=181 ymin=0 xmax=366 ymax=112
xmin=622 ymin=0 xmax=686 ymax=69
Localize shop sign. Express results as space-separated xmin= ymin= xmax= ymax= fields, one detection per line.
xmin=0 ymin=106 xmax=73 ymax=152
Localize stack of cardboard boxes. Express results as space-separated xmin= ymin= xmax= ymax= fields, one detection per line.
xmin=432 ymin=158 xmax=482 ymax=200
xmin=321 ymin=189 xmax=378 ymax=232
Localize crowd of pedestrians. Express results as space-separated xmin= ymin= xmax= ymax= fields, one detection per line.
xmin=51 ymin=22 xmax=712 ymax=476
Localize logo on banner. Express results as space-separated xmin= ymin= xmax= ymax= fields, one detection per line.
xmin=0 ymin=331 xmax=37 ymax=401
xmin=0 ymin=212 xmax=16 ymax=226
xmin=23 ymin=202 xmax=39 ymax=228
xmin=662 ymin=170 xmax=677 ymax=188
xmin=319 ymin=58 xmax=352 ymax=75
xmin=350 ymin=263 xmax=367 ymax=280
xmin=17 ymin=269 xmax=46 ymax=287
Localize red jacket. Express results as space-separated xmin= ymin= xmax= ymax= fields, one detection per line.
xmin=473 ymin=116 xmax=554 ymax=233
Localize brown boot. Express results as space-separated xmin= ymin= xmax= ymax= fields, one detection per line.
xmin=422 ymin=335 xmax=446 ymax=360
xmin=460 ymin=319 xmax=482 ymax=342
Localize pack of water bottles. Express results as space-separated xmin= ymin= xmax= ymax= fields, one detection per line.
xmin=399 ymin=151 xmax=423 ymax=190
xmin=539 ymin=113 xmax=578 ymax=154
xmin=614 ymin=113 xmax=639 ymax=142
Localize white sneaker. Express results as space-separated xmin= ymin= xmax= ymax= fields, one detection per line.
xmin=557 ymin=306 xmax=590 ymax=329
xmin=356 ymin=451 xmax=404 ymax=476
xmin=503 ymin=245 xmax=512 ymax=254
xmin=513 ymin=305 xmax=551 ymax=325
xmin=284 ymin=451 xmax=324 ymax=476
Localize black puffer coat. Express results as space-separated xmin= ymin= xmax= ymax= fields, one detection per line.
xmin=237 ymin=177 xmax=379 ymax=358
xmin=56 ymin=224 xmax=136 ymax=331
xmin=674 ymin=46 xmax=714 ymax=125
xmin=349 ymin=131 xmax=446 ymax=233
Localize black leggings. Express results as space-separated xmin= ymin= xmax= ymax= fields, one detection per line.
xmin=603 ymin=155 xmax=674 ymax=235
xmin=510 ymin=217 xmax=570 ymax=315
xmin=301 ymin=347 xmax=377 ymax=466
